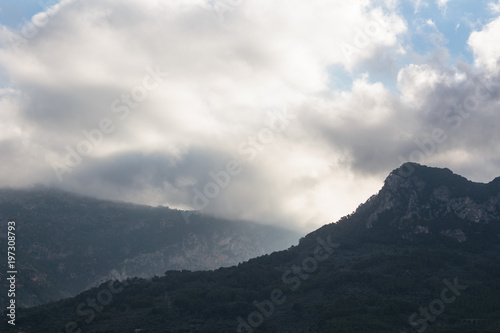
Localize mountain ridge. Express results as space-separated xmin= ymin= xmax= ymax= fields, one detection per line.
xmin=308 ymin=162 xmax=500 ymax=241
xmin=3 ymin=163 xmax=500 ymax=332
xmin=0 ymin=186 xmax=300 ymax=308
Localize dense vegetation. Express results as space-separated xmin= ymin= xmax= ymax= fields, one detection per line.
xmin=0 ymin=187 xmax=300 ymax=308
xmin=4 ymin=229 xmax=500 ymax=332
xmin=2 ymin=163 xmax=500 ymax=332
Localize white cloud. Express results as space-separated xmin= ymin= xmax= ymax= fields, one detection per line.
xmin=426 ymin=19 xmax=437 ymax=29
xmin=397 ymin=64 xmax=446 ymax=106
xmin=468 ymin=17 xmax=500 ymax=73
xmin=411 ymin=0 xmax=429 ymax=13
xmin=488 ymin=0 xmax=500 ymax=13
xmin=437 ymin=0 xmax=451 ymax=9
xmin=436 ymin=0 xmax=454 ymax=15
xmin=0 ymin=0 xmax=410 ymax=231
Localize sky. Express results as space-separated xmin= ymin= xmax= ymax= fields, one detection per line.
xmin=1 ymin=0 xmax=500 ymax=233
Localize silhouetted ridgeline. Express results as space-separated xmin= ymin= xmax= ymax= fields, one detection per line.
xmin=3 ymin=164 xmax=500 ymax=332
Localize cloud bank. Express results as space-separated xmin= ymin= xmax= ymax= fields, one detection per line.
xmin=1 ymin=0 xmax=500 ymax=232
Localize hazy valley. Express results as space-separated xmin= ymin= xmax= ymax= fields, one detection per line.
xmin=0 ymin=187 xmax=300 ymax=309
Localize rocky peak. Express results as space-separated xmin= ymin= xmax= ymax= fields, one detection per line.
xmin=382 ymin=162 xmax=457 ymax=192
xmin=361 ymin=163 xmax=500 ymax=242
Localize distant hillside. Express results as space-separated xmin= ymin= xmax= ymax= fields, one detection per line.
xmin=0 ymin=187 xmax=300 ymax=308
xmin=3 ymin=163 xmax=500 ymax=333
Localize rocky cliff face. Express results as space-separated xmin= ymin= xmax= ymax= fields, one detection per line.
xmin=94 ymin=231 xmax=286 ymax=285
xmin=361 ymin=163 xmax=500 ymax=242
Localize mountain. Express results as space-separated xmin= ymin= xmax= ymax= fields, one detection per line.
xmin=308 ymin=162 xmax=500 ymax=246
xmin=4 ymin=163 xmax=500 ymax=333
xmin=0 ymin=187 xmax=300 ymax=308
